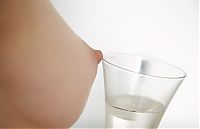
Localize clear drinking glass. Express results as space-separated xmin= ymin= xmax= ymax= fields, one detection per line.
xmin=102 ymin=53 xmax=186 ymax=129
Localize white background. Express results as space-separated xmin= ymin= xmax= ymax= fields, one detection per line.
xmin=50 ymin=0 xmax=198 ymax=128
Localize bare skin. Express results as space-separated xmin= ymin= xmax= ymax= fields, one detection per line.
xmin=0 ymin=0 xmax=102 ymax=128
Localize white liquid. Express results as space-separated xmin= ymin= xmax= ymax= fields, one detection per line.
xmin=106 ymin=95 xmax=165 ymax=129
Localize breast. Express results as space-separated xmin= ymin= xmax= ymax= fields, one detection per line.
xmin=0 ymin=23 xmax=98 ymax=127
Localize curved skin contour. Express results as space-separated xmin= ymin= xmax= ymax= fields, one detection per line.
xmin=0 ymin=0 xmax=102 ymax=128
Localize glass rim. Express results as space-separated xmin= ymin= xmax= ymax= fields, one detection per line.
xmin=102 ymin=53 xmax=187 ymax=79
